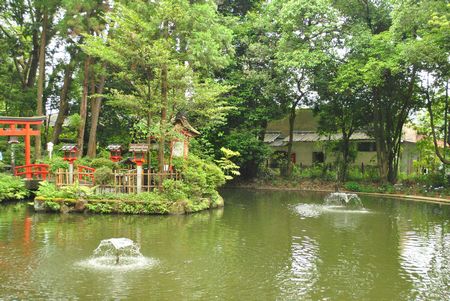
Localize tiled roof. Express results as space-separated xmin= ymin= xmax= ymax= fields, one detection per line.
xmin=107 ymin=144 xmax=122 ymax=151
xmin=61 ymin=144 xmax=77 ymax=151
xmin=264 ymin=131 xmax=373 ymax=146
xmin=264 ymin=132 xmax=282 ymax=143
xmin=282 ymin=131 xmax=371 ymax=142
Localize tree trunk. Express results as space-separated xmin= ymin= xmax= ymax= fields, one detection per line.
xmin=77 ymin=56 xmax=91 ymax=157
xmin=427 ymin=95 xmax=450 ymax=165
xmin=87 ymin=73 xmax=106 ymax=158
xmin=444 ymin=81 xmax=449 ymax=151
xmin=35 ymin=9 xmax=48 ymax=160
xmin=159 ymin=63 xmax=168 ymax=172
xmin=339 ymin=133 xmax=350 ymax=183
xmin=284 ymin=104 xmax=296 ymax=177
xmin=372 ymin=88 xmax=389 ymax=182
xmin=26 ymin=28 xmax=40 ymax=88
xmin=52 ymin=63 xmax=74 ymax=145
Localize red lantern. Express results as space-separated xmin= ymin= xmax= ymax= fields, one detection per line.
xmin=107 ymin=144 xmax=122 ymax=162
xmin=61 ymin=145 xmax=78 ymax=163
xmin=129 ymin=144 xmax=149 ymax=166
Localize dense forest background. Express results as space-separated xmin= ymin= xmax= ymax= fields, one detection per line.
xmin=0 ymin=0 xmax=448 ymax=184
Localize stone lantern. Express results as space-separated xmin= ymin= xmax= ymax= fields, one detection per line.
xmin=129 ymin=144 xmax=149 ymax=193
xmin=61 ymin=144 xmax=78 ymax=184
xmin=107 ymin=144 xmax=122 ymax=163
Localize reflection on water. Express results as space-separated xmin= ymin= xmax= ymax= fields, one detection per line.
xmin=398 ymin=223 xmax=450 ymax=300
xmin=277 ymin=235 xmax=319 ymax=299
xmin=0 ymin=190 xmax=449 ymax=300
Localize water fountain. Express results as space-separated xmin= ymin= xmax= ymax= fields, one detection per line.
xmin=295 ymin=192 xmax=367 ymax=218
xmin=324 ymin=192 xmax=364 ymax=209
xmin=77 ymin=238 xmax=157 ymax=270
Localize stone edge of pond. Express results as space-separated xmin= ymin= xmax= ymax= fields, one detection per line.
xmin=227 ymin=185 xmax=450 ymax=205
xmin=32 ymin=195 xmax=224 ymax=215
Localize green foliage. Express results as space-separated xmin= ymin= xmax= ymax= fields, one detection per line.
xmin=37 ymin=157 xmax=69 ymax=173
xmin=94 ymin=167 xmax=113 ymax=185
xmin=162 ymin=179 xmax=189 ymax=201
xmin=36 ymin=181 xmax=96 ymax=199
xmin=86 ymin=202 xmax=113 ymax=214
xmin=344 ymin=181 xmax=362 ymax=192
xmin=0 ymin=174 xmax=29 ymax=201
xmin=223 ymin=130 xmax=272 ymax=178
xmin=59 ymin=114 xmax=81 ymax=141
xmin=44 ymin=201 xmax=61 ymax=211
xmin=347 ymin=166 xmax=381 ymax=182
xmin=35 ymin=181 xmax=63 ymax=199
xmin=291 ymin=164 xmax=336 ymax=182
xmin=182 ymin=154 xmax=226 ymax=196
xmin=215 ymin=147 xmax=241 ymax=180
xmin=90 ymin=158 xmax=118 ymax=170
xmin=185 ymin=198 xmax=210 ymax=212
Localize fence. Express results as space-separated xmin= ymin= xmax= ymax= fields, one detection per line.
xmin=15 ymin=164 xmax=49 ymax=180
xmin=54 ymin=168 xmax=181 ymax=193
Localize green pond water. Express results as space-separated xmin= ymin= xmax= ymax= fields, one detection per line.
xmin=0 ymin=189 xmax=449 ymax=300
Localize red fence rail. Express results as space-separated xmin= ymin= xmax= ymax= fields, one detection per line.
xmin=77 ymin=165 xmax=96 ymax=185
xmin=14 ymin=164 xmax=49 ymax=180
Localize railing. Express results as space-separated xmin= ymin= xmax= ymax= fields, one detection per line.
xmin=112 ymin=170 xmax=182 ymax=193
xmin=54 ymin=168 xmax=182 ymax=193
xmin=78 ymin=165 xmax=95 ymax=185
xmin=14 ymin=164 xmax=49 ymax=180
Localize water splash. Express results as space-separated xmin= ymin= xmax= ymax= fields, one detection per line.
xmin=77 ymin=238 xmax=157 ymax=271
xmin=324 ymin=192 xmax=364 ymax=209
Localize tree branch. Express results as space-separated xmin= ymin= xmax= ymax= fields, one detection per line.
xmin=427 ymin=92 xmax=450 ymax=165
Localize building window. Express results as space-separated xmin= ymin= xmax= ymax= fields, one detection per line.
xmin=312 ymin=152 xmax=324 ymax=164
xmin=357 ymin=142 xmax=376 ymax=152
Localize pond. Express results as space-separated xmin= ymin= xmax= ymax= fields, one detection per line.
xmin=0 ymin=189 xmax=449 ymax=300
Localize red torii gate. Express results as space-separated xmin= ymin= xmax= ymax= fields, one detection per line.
xmin=0 ymin=116 xmax=48 ymax=179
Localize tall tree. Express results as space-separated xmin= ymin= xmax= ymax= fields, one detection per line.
xmin=82 ymin=0 xmax=233 ymax=169
xmin=271 ymin=0 xmax=339 ymax=177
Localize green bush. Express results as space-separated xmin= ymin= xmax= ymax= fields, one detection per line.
xmin=45 ymin=201 xmax=61 ymax=211
xmin=291 ymin=164 xmax=336 ymax=181
xmin=257 ymin=165 xmax=277 ymax=180
xmin=86 ymin=202 xmax=113 ymax=214
xmin=36 ymin=181 xmax=96 ymax=199
xmin=77 ymin=157 xmax=93 ymax=167
xmin=37 ymin=156 xmax=69 ymax=173
xmin=90 ymin=158 xmax=118 ymax=170
xmin=94 ymin=167 xmax=113 ymax=185
xmin=344 ymin=181 xmax=361 ymax=192
xmin=0 ymin=173 xmax=29 ymax=201
xmin=182 ymin=154 xmax=226 ymax=197
xmin=162 ymin=179 xmax=189 ymax=201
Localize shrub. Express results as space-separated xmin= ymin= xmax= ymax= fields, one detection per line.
xmin=162 ymin=179 xmax=189 ymax=201
xmin=94 ymin=167 xmax=114 ymax=185
xmin=257 ymin=165 xmax=277 ymax=181
xmin=0 ymin=173 xmax=29 ymax=201
xmin=35 ymin=181 xmax=64 ymax=198
xmin=86 ymin=202 xmax=113 ymax=214
xmin=37 ymin=156 xmax=69 ymax=173
xmin=45 ymin=201 xmax=61 ymax=211
xmin=36 ymin=181 xmax=96 ymax=199
xmin=181 ymin=154 xmax=225 ymax=197
xmin=77 ymin=157 xmax=93 ymax=167
xmin=90 ymin=158 xmax=118 ymax=170
xmin=344 ymin=181 xmax=361 ymax=192
xmin=290 ymin=164 xmax=336 ymax=181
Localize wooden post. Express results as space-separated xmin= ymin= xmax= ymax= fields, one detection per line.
xmin=24 ymin=124 xmax=31 ymax=179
